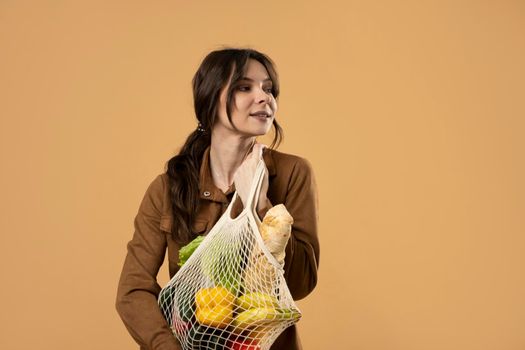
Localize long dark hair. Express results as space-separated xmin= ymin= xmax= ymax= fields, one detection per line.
xmin=165 ymin=47 xmax=284 ymax=244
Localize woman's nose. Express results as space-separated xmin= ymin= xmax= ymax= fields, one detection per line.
xmin=256 ymin=86 xmax=271 ymax=103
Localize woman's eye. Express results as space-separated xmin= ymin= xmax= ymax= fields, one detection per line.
xmin=237 ymin=86 xmax=273 ymax=93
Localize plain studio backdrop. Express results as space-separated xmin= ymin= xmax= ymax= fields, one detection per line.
xmin=1 ymin=1 xmax=524 ymax=349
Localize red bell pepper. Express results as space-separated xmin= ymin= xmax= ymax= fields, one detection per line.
xmin=230 ymin=338 xmax=261 ymax=350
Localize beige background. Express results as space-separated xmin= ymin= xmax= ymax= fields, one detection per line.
xmin=1 ymin=1 xmax=524 ymax=349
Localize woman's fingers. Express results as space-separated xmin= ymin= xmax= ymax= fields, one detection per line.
xmin=234 ymin=142 xmax=268 ymax=206
xmin=249 ymin=142 xmax=266 ymax=161
xmin=258 ymin=143 xmax=266 ymax=158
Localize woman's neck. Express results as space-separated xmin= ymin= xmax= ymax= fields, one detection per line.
xmin=209 ymin=133 xmax=255 ymax=191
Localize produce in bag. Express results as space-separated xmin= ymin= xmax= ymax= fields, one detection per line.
xmin=158 ymin=158 xmax=301 ymax=350
xmin=244 ymin=204 xmax=293 ymax=294
xmin=178 ymin=235 xmax=205 ymax=267
xmin=258 ymin=204 xmax=293 ymax=264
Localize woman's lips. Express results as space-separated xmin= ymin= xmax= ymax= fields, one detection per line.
xmin=251 ymin=115 xmax=270 ymax=121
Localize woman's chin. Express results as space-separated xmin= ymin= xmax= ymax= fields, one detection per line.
xmin=251 ymin=128 xmax=271 ymax=137
xmin=238 ymin=126 xmax=271 ymax=137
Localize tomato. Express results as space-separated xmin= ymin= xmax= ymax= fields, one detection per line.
xmin=230 ymin=339 xmax=261 ymax=350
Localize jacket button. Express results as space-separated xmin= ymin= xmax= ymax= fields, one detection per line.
xmin=203 ymin=191 xmax=211 ymax=197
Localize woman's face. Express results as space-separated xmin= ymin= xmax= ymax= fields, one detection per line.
xmin=213 ymin=59 xmax=277 ymax=137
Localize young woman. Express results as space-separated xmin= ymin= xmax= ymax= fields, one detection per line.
xmin=116 ymin=47 xmax=320 ymax=350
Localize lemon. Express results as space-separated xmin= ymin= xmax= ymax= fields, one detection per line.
xmin=236 ymin=292 xmax=278 ymax=310
xmin=195 ymin=286 xmax=235 ymax=308
xmin=195 ymin=304 xmax=233 ymax=328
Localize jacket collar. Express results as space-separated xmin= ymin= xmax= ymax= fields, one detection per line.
xmin=199 ymin=144 xmax=276 ymax=203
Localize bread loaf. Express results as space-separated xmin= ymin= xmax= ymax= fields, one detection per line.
xmin=243 ymin=204 xmax=293 ymax=293
xmin=259 ymin=204 xmax=293 ymax=264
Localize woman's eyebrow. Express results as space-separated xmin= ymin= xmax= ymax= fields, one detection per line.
xmin=240 ymin=77 xmax=272 ymax=83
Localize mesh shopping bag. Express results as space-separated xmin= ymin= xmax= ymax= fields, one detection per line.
xmin=158 ymin=158 xmax=301 ymax=350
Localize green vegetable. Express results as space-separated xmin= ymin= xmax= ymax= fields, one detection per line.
xmin=178 ymin=233 xmax=243 ymax=294
xmin=201 ymin=235 xmax=243 ymax=294
xmin=159 ymin=284 xmax=195 ymax=324
xmin=158 ymin=283 xmax=174 ymax=322
xmin=178 ymin=235 xmax=205 ymax=267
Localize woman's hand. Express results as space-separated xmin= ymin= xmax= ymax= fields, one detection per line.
xmin=233 ymin=142 xmax=270 ymax=213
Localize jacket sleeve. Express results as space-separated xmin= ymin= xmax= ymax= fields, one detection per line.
xmin=115 ymin=174 xmax=181 ymax=350
xmin=282 ymin=157 xmax=320 ymax=300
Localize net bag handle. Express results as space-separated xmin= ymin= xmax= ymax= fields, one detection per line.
xmin=218 ymin=158 xmax=284 ymax=271
xmin=224 ymin=158 xmax=267 ymax=224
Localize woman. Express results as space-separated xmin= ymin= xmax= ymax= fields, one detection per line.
xmin=116 ymin=47 xmax=320 ymax=350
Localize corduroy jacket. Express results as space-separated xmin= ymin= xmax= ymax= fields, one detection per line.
xmin=116 ymin=145 xmax=320 ymax=350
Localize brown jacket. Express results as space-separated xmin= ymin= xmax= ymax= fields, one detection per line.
xmin=116 ymin=145 xmax=320 ymax=350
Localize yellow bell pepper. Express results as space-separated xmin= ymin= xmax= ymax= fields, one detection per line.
xmin=195 ymin=286 xmax=235 ymax=328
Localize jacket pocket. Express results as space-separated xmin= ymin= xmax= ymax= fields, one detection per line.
xmin=161 ymin=214 xmax=208 ymax=235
